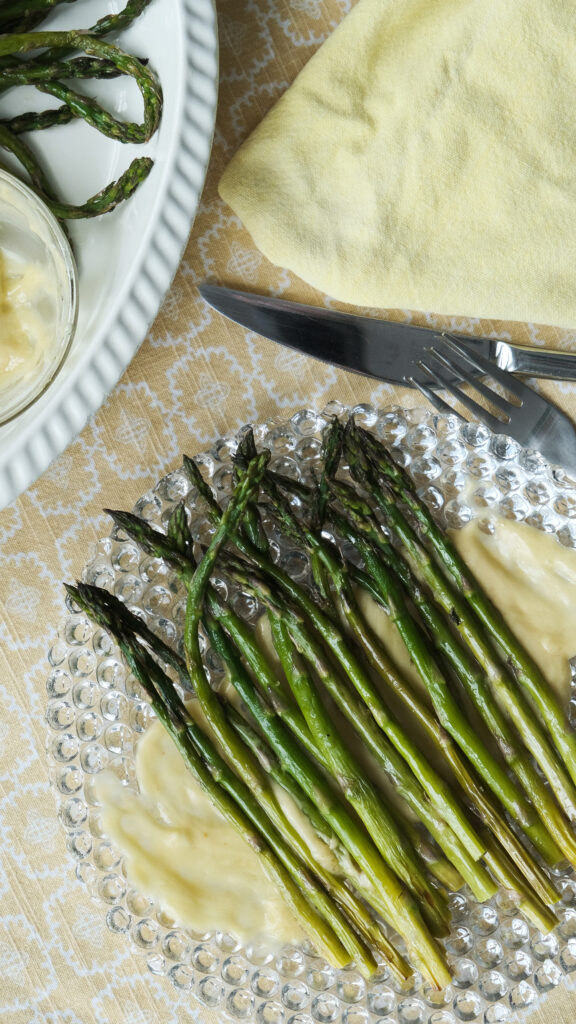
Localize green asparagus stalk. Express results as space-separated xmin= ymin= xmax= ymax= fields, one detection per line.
xmin=86 ymin=0 xmax=155 ymax=39
xmin=249 ymin=452 xmax=560 ymax=863
xmin=207 ymin=576 xmax=336 ymax=757
xmin=232 ymin=445 xmax=560 ymax=909
xmin=203 ymin=605 xmax=451 ymax=984
xmin=325 ymin=479 xmax=564 ymax=864
xmin=0 ymin=0 xmax=154 ymax=88
xmin=0 ymin=0 xmax=155 ymax=65
xmin=0 ymin=57 xmax=125 ymax=87
xmin=343 ymin=423 xmax=576 ymax=822
xmin=181 ymin=450 xmax=394 ymax=973
xmin=2 ymin=107 xmax=74 ymax=134
xmin=226 ymin=703 xmax=355 ymax=866
xmin=180 ymin=450 xmax=561 ymax=909
xmin=162 ymin=470 xmax=450 ymax=969
xmin=214 ymin=549 xmax=504 ymax=907
xmin=272 ymin=609 xmax=495 ymax=898
xmin=0 ymin=32 xmax=162 ymax=144
xmin=224 ymin=695 xmax=415 ymax=976
xmin=203 ymin=603 xmax=405 ymax=889
xmin=65 ymin=584 xmax=355 ymax=971
xmin=267 ymin=612 xmax=451 ymax=933
xmin=0 ymin=122 xmax=55 ymax=197
xmin=0 ymin=122 xmax=153 ymax=218
xmin=0 ymin=0 xmax=73 ymax=17
xmin=0 ymin=0 xmax=75 ymax=33
xmin=229 ymin=697 xmax=462 ymax=894
xmin=203 ymin=607 xmax=432 ymax=900
xmin=182 ymin=675 xmax=380 ymax=972
xmin=222 ymin=540 xmax=487 ymax=860
xmin=308 ymin=507 xmax=557 ymax=902
xmin=368 ymin=532 xmax=576 ymax=865
xmin=206 ymin=583 xmax=488 ymax=902
xmin=0 ymin=0 xmax=160 ymax=220
xmin=293 ymin=580 xmax=558 ymax=910
xmin=235 ymin=661 xmax=462 ymax=894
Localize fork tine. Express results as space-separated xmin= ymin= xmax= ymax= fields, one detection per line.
xmin=442 ymin=334 xmax=527 ymax=401
xmin=406 ymin=373 xmax=465 ymax=419
xmin=411 ymin=337 xmax=576 ymax=476
xmin=429 ymin=345 xmax=515 ymax=418
xmin=418 ymin=358 xmax=505 ymax=434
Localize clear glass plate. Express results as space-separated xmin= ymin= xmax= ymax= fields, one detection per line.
xmin=46 ymin=402 xmax=576 ymax=1024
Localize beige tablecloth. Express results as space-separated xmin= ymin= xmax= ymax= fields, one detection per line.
xmin=2 ymin=1 xmax=576 ymax=1021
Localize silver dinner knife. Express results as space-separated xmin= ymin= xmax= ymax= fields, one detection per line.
xmin=199 ymin=284 xmax=576 ymax=386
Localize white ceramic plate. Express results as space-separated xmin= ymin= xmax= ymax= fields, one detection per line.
xmin=0 ymin=0 xmax=219 ymax=510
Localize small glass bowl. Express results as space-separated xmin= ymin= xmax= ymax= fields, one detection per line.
xmin=0 ymin=169 xmax=78 ymax=427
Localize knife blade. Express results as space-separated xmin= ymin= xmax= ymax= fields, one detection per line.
xmin=199 ymin=284 xmax=576 ymax=386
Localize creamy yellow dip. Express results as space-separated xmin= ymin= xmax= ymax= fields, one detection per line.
xmin=0 ymin=248 xmax=57 ymax=396
xmin=452 ymin=518 xmax=576 ymax=703
xmin=96 ymin=518 xmax=576 ymax=942
xmin=97 ymin=723 xmax=306 ymax=946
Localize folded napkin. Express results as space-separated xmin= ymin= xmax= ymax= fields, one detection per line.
xmin=220 ymin=0 xmax=576 ymax=329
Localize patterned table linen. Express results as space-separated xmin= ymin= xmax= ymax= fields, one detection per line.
xmin=2 ymin=1 xmax=576 ymax=1021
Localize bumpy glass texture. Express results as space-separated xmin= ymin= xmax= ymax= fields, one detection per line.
xmin=46 ymin=403 xmax=576 ymax=1023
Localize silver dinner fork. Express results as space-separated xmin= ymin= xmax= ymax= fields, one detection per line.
xmin=407 ymin=335 xmax=576 ymax=477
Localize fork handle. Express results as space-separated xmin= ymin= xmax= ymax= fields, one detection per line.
xmin=497 ymin=341 xmax=576 ymax=380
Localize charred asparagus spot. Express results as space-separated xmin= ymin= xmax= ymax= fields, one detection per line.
xmin=0 ymin=56 xmax=126 ymax=88
xmin=0 ymin=0 xmax=75 ymax=34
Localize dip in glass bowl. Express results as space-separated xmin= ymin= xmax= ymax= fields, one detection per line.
xmin=0 ymin=169 xmax=78 ymax=427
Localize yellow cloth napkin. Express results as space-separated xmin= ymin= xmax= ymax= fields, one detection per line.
xmin=220 ymin=0 xmax=576 ymax=329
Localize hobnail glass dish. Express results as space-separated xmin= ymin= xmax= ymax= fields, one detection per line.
xmin=46 ymin=402 xmax=576 ymax=1024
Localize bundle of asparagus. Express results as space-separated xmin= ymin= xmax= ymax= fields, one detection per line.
xmin=66 ymin=413 xmax=576 ymax=989
xmin=0 ymin=0 xmax=162 ymax=218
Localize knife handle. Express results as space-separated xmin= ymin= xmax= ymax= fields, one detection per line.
xmin=498 ymin=341 xmax=576 ymax=380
